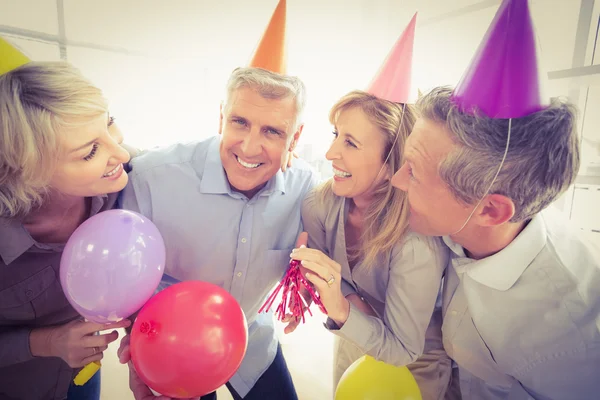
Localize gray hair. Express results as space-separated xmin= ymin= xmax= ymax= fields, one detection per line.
xmin=418 ymin=86 xmax=580 ymax=222
xmin=0 ymin=61 xmax=108 ymax=218
xmin=223 ymin=67 xmax=307 ymax=132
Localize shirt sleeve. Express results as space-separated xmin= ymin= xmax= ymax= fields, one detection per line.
xmin=328 ymin=234 xmax=447 ymax=367
xmin=118 ymin=165 xmax=157 ymax=324
xmin=406 ymin=299 xmax=454 ymax=400
xmin=118 ymin=166 xmax=152 ymax=217
xmin=0 ymin=327 xmax=34 ymax=367
xmin=301 ymin=188 xmax=355 ymax=297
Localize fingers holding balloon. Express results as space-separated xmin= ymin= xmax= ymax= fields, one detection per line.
xmin=78 ymin=319 xmax=131 ymax=337
xmin=118 ymin=334 xmax=131 ymax=364
xmin=83 ymin=329 xmax=120 ymax=350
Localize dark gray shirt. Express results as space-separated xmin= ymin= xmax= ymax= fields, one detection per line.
xmin=0 ymin=193 xmax=118 ymax=400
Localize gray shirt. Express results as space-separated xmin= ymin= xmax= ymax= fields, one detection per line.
xmin=441 ymin=207 xmax=600 ymax=399
xmin=302 ymin=189 xmax=453 ymax=399
xmin=0 ymin=193 xmax=118 ymax=400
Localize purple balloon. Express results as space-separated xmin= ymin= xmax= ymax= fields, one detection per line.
xmin=60 ymin=209 xmax=166 ymax=323
xmin=452 ymin=0 xmax=549 ymax=119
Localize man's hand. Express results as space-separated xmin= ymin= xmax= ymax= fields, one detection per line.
xmin=281 ymin=151 xmax=299 ymax=172
xmin=121 ymin=336 xmax=199 ymax=400
xmin=282 ymin=232 xmax=310 ymax=334
xmin=117 ymin=333 xmax=132 ymax=364
xmin=282 ymin=286 xmax=312 ymax=334
xmin=30 ymin=318 xmax=131 ymax=368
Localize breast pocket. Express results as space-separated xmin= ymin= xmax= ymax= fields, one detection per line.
xmin=0 ymin=266 xmax=56 ymax=324
xmin=265 ymin=248 xmax=294 ymax=283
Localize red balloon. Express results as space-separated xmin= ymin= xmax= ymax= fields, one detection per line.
xmin=130 ymin=281 xmax=248 ymax=398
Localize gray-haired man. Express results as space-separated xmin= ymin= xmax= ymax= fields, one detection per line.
xmin=118 ymin=67 xmax=318 ymax=400
xmin=392 ymin=86 xmax=600 ymax=399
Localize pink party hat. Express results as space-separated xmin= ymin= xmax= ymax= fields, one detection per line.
xmin=367 ymin=12 xmax=417 ymax=103
xmin=452 ymin=0 xmax=549 ymax=119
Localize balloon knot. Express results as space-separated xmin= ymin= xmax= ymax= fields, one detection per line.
xmin=140 ymin=322 xmax=151 ymax=334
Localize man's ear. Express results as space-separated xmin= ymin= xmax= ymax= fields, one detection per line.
xmin=290 ymin=124 xmax=304 ymax=152
xmin=218 ymin=103 xmax=225 ymax=135
xmin=476 ymin=194 xmax=516 ymax=227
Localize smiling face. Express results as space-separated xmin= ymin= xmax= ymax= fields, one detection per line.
xmin=218 ymin=86 xmax=302 ymax=198
xmin=326 ymin=106 xmax=388 ymax=200
xmin=50 ymin=114 xmax=131 ymax=197
xmin=391 ymin=117 xmax=473 ymax=236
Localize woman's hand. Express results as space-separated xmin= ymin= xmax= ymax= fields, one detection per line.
xmin=290 ymin=246 xmax=350 ymax=326
xmin=30 ymin=318 xmax=131 ymax=368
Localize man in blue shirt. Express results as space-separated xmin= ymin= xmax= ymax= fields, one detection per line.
xmin=118 ymin=66 xmax=318 ymax=400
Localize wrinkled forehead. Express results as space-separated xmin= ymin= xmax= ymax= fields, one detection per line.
xmin=406 ymin=118 xmax=456 ymax=170
xmin=227 ymin=87 xmax=298 ymax=133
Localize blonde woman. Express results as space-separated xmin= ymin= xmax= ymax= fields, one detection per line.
xmin=292 ymin=91 xmax=451 ymax=399
xmin=0 ymin=61 xmax=132 ymax=399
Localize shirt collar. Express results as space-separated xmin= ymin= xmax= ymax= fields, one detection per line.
xmin=0 ymin=194 xmax=111 ymax=265
xmin=260 ymin=169 xmax=286 ymax=196
xmin=199 ymin=137 xmax=230 ymax=195
xmin=0 ymin=217 xmax=34 ymax=265
xmin=199 ymin=136 xmax=286 ymax=197
xmin=443 ymin=211 xmax=547 ymax=291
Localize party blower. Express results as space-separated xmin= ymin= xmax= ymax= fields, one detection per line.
xmin=60 ymin=209 xmax=166 ymax=386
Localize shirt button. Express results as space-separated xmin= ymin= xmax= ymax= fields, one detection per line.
xmin=25 ymin=289 xmax=34 ymax=297
xmin=451 ymin=310 xmax=458 ymax=316
xmin=237 ymin=272 xmax=243 ymax=277
xmin=241 ymin=238 xmax=247 ymax=243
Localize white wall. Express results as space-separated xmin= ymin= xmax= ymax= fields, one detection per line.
xmin=2 ymin=0 xmax=599 ymax=246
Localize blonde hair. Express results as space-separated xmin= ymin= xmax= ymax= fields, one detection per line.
xmin=316 ymin=90 xmax=416 ymax=269
xmin=0 ymin=61 xmax=108 ymax=218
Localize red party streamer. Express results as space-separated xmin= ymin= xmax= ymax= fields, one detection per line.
xmin=259 ymin=260 xmax=327 ymax=322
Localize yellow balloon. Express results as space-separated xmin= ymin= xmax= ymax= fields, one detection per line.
xmin=0 ymin=37 xmax=30 ymax=75
xmin=335 ymin=355 xmax=422 ymax=400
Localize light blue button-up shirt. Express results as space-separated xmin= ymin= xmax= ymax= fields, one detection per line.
xmin=441 ymin=207 xmax=600 ymax=399
xmin=119 ymin=136 xmax=318 ymax=397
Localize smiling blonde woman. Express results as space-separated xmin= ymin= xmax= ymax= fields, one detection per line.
xmin=294 ymin=90 xmax=452 ymax=400
xmin=0 ymin=61 xmax=132 ymax=400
